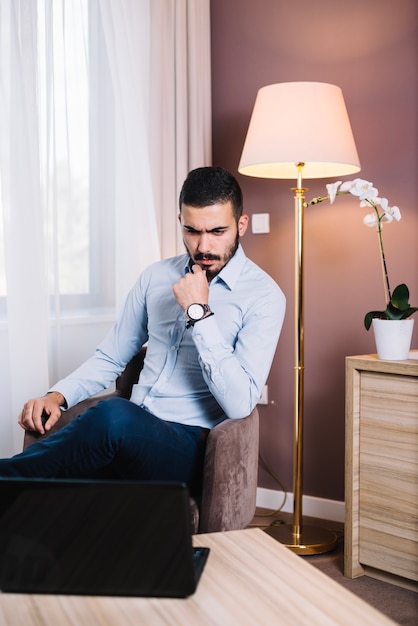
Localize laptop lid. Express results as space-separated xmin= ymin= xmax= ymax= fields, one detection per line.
xmin=0 ymin=478 xmax=209 ymax=597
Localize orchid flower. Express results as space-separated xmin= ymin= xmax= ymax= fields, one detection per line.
xmin=380 ymin=197 xmax=401 ymax=222
xmin=305 ymin=178 xmax=417 ymax=329
xmin=342 ymin=178 xmax=378 ymax=203
xmin=325 ymin=181 xmax=341 ymax=204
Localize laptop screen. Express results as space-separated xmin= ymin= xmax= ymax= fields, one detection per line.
xmin=0 ymin=478 xmax=208 ymax=597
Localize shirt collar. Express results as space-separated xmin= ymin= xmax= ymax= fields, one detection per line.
xmin=183 ymin=244 xmax=246 ymax=291
xmin=215 ymin=244 xmax=246 ymax=290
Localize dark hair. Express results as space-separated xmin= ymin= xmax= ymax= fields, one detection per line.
xmin=179 ymin=166 xmax=243 ymax=222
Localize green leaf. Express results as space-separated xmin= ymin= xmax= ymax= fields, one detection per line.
xmin=386 ymin=306 xmax=409 ymax=321
xmin=364 ymin=283 xmax=418 ymax=330
xmin=364 ymin=310 xmax=385 ymax=330
xmin=400 ymin=306 xmax=418 ymax=319
xmin=391 ymin=283 xmax=410 ymax=311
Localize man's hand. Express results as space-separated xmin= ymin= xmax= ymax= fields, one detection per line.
xmin=173 ymin=264 xmax=209 ymax=311
xmin=18 ymin=391 xmax=65 ymax=435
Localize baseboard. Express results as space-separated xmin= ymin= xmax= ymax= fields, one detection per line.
xmin=256 ymin=487 xmax=345 ymax=523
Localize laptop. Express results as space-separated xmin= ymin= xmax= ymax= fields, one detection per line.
xmin=0 ymin=478 xmax=209 ymax=597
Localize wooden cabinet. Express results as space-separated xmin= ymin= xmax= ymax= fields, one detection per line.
xmin=345 ymin=352 xmax=418 ymax=591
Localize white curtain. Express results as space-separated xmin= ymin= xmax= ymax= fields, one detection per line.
xmin=150 ymin=0 xmax=212 ymax=257
xmin=0 ymin=0 xmax=211 ymax=456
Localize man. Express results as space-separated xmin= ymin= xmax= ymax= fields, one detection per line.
xmin=0 ymin=167 xmax=285 ymax=495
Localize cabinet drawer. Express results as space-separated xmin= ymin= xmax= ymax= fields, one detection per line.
xmin=345 ymin=354 xmax=418 ymax=590
xmin=359 ymin=372 xmax=418 ymax=581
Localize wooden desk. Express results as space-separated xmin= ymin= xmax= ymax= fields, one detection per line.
xmin=0 ymin=528 xmax=395 ymax=625
xmin=345 ymin=352 xmax=418 ymax=591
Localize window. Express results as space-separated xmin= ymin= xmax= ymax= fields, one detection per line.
xmin=0 ymin=0 xmax=115 ymax=316
xmin=42 ymin=0 xmax=115 ymax=312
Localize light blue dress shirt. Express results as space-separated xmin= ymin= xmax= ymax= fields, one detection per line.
xmin=50 ymin=245 xmax=286 ymax=429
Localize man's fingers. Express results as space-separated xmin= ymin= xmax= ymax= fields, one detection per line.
xmin=18 ymin=397 xmax=62 ymax=434
xmin=43 ymin=410 xmax=61 ymax=432
xmin=29 ymin=402 xmax=46 ymax=434
xmin=18 ymin=402 xmax=41 ymax=433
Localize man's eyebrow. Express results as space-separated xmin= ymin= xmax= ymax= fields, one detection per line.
xmin=183 ymin=225 xmax=229 ymax=233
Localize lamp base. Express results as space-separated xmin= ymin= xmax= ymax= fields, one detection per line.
xmin=264 ymin=523 xmax=338 ymax=555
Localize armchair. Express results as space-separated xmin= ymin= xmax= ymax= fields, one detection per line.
xmin=23 ymin=348 xmax=259 ymax=534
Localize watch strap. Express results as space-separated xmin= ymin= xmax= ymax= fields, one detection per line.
xmin=186 ymin=312 xmax=214 ymax=329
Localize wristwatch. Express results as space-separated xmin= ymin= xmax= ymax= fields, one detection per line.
xmin=186 ymin=303 xmax=213 ymax=327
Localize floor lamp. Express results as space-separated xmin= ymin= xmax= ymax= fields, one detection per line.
xmin=239 ymin=82 xmax=361 ymax=555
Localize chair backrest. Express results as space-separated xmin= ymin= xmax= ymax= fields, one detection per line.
xmin=115 ymin=347 xmax=147 ymax=398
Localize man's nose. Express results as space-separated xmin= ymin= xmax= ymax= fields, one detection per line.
xmin=197 ymin=233 xmax=211 ymax=252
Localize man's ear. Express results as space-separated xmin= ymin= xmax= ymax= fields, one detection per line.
xmin=238 ymin=214 xmax=249 ymax=237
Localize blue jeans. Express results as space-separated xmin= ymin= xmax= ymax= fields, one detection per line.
xmin=0 ymin=398 xmax=208 ymax=496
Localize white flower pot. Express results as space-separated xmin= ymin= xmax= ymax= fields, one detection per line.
xmin=372 ymin=318 xmax=414 ymax=360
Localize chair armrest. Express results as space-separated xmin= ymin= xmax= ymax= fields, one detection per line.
xmin=198 ymin=407 xmax=259 ymax=533
xmin=22 ymin=391 xmax=118 ymax=450
xmin=22 ymin=348 xmax=147 ymax=451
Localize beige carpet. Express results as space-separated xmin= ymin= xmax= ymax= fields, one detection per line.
xmin=250 ymin=509 xmax=418 ymax=626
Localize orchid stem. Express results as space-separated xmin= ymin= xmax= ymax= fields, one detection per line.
xmin=377 ymin=215 xmax=391 ymax=304
xmin=307 ymin=191 xmax=393 ymax=307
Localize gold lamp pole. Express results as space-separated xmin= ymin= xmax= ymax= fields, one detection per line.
xmin=292 ymin=162 xmax=306 ymax=546
xmin=238 ymin=82 xmax=361 ymax=555
xmin=267 ymin=163 xmax=338 ymax=553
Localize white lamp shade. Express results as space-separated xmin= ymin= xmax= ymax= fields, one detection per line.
xmin=238 ymin=81 xmax=361 ymax=180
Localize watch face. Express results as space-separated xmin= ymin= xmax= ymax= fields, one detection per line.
xmin=187 ymin=303 xmax=205 ymax=321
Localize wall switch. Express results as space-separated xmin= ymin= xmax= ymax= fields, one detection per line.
xmin=258 ymin=385 xmax=268 ymax=405
xmin=251 ymin=213 xmax=270 ymax=234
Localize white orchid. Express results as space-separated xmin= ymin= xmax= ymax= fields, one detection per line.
xmin=363 ymin=198 xmax=400 ymax=228
xmin=341 ymin=178 xmax=379 ymax=202
xmin=325 ymin=181 xmax=341 ymax=203
xmin=363 ymin=213 xmax=379 ymax=228
xmin=309 ymin=179 xmax=402 ymax=231
xmin=379 ymin=197 xmax=401 ymax=222
xmin=305 ymin=179 xmax=417 ymax=329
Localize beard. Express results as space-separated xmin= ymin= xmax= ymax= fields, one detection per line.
xmin=185 ymin=233 xmax=240 ymax=281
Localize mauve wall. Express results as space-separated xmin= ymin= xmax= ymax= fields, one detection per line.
xmin=210 ymin=0 xmax=418 ymax=501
